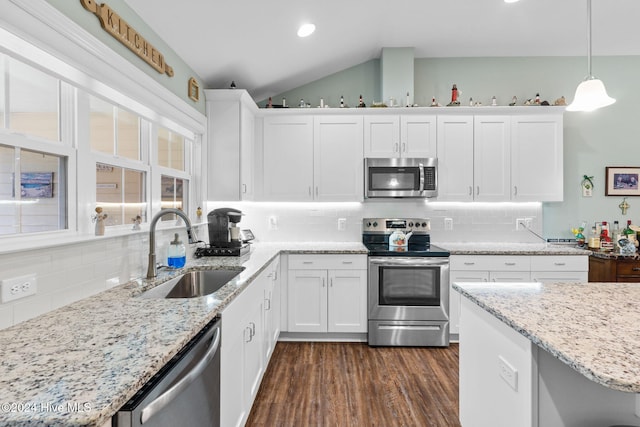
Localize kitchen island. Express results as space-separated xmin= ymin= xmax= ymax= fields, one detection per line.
xmin=0 ymin=242 xmax=366 ymax=427
xmin=454 ymin=280 xmax=640 ymax=427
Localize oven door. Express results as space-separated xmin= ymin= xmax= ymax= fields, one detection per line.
xmin=368 ymin=256 xmax=449 ymax=322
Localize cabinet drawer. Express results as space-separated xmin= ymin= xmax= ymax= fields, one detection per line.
xmin=530 ymin=255 xmax=588 ymax=272
xmin=450 ymin=255 xmax=530 ymax=271
xmin=615 ymin=259 xmax=640 ymax=277
xmin=288 ymin=254 xmax=367 ymax=270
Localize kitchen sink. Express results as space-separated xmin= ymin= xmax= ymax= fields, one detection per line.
xmin=139 ymin=268 xmax=243 ymax=299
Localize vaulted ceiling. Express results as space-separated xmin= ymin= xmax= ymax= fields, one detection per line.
xmin=124 ymin=0 xmax=640 ymax=102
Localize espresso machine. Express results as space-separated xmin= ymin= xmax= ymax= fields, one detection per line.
xmin=195 ymin=208 xmax=251 ymax=257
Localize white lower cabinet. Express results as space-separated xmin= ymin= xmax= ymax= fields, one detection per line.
xmin=221 ymin=257 xmax=280 ymax=427
xmin=262 ymin=258 xmax=281 ymax=362
xmin=449 ymin=254 xmax=588 ymax=338
xmin=287 ymin=254 xmax=367 ymax=333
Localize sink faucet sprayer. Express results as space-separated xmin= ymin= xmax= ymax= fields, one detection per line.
xmin=147 ymin=208 xmax=199 ymax=279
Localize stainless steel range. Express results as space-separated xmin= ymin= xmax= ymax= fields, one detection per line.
xmin=363 ymin=218 xmax=450 ymax=347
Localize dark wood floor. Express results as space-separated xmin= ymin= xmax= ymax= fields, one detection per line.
xmin=246 ymin=342 xmax=461 ymax=427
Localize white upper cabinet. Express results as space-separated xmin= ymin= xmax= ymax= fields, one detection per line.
xmin=511 ymin=115 xmax=563 ymax=201
xmin=262 ymin=115 xmax=314 ymax=201
xmin=206 ymin=89 xmax=257 ymax=201
xmin=314 ymin=116 xmax=364 ymax=201
xmin=364 ymin=114 xmax=436 ymax=158
xmin=261 ymin=114 xmax=363 ymax=201
xmin=436 ymin=115 xmax=474 ymax=201
xmin=474 ymin=116 xmax=511 ymax=201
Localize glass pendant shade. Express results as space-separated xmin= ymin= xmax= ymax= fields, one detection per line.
xmin=567 ymin=0 xmax=615 ymax=112
xmin=566 ymin=77 xmax=616 ymax=112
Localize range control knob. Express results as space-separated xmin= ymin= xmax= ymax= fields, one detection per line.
xmin=422 ymin=222 xmax=428 ymax=228
xmin=408 ymin=222 xmax=414 ymax=227
xmin=366 ymin=222 xmax=372 ymax=227
xmin=372 ymin=222 xmax=377 ymax=227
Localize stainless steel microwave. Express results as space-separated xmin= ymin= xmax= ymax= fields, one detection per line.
xmin=365 ymin=158 xmax=438 ymax=198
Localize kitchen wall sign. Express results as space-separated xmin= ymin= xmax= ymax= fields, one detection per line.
xmin=605 ymin=166 xmax=640 ymax=196
xmin=80 ymin=0 xmax=174 ymax=77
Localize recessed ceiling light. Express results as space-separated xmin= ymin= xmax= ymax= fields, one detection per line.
xmin=297 ymin=23 xmax=316 ymax=38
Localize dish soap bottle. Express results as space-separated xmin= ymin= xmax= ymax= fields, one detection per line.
xmin=168 ymin=233 xmax=186 ymax=268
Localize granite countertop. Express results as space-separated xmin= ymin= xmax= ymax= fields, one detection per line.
xmin=441 ymin=242 xmax=591 ymax=255
xmin=453 ymin=281 xmax=640 ymax=393
xmin=0 ymin=242 xmax=367 ymax=427
xmin=590 ymin=251 xmax=640 ymax=260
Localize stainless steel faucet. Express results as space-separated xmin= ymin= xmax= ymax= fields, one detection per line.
xmin=147 ymin=208 xmax=198 ymax=279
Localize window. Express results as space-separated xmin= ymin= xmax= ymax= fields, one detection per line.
xmin=96 ymin=163 xmax=146 ymax=226
xmin=160 ymin=175 xmax=186 ymax=222
xmin=7 ymin=56 xmax=60 ymax=142
xmin=158 ymin=127 xmax=184 ymax=171
xmin=89 ymin=95 xmax=140 ymax=161
xmin=0 ymin=145 xmax=67 ymax=235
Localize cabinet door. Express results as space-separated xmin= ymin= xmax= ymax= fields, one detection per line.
xmin=240 ymin=102 xmax=255 ymax=199
xmin=263 ymin=115 xmax=314 ymax=200
xmin=436 ymin=115 xmax=474 ymax=201
xmin=474 ymin=116 xmax=511 ymax=201
xmin=327 ymin=269 xmax=367 ymax=333
xmin=401 ymin=115 xmax=437 ymax=157
xmin=449 ymin=270 xmax=489 ymax=336
xmin=511 ymin=115 xmax=563 ymax=201
xmin=364 ymin=115 xmax=400 ymax=157
xmin=263 ymin=259 xmax=280 ymax=362
xmin=221 ymin=280 xmax=264 ymax=427
xmin=287 ymin=269 xmax=327 ymax=332
xmin=314 ymin=116 xmax=364 ymax=201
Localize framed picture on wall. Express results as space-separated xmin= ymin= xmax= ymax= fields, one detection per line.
xmin=605 ymin=167 xmax=640 ymax=196
xmin=20 ymin=172 xmax=54 ymax=198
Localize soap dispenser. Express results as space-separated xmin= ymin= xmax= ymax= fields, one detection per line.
xmin=167 ymin=233 xmax=186 ymax=268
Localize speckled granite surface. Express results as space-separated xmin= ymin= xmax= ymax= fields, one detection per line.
xmin=453 ymin=281 xmax=640 ymax=393
xmin=441 ymin=242 xmax=591 ymax=255
xmin=0 ymin=242 xmax=367 ymax=427
xmin=590 ymin=251 xmax=640 ymax=260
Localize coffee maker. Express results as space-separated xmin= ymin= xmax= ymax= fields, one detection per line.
xmin=208 ymin=207 xmax=243 ymax=247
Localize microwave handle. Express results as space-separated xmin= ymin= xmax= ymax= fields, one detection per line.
xmin=418 ymin=163 xmax=425 ymax=192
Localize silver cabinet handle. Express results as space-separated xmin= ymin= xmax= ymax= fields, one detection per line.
xmin=308 ymin=187 xmax=312 ymax=196
xmin=303 ymin=261 xmax=313 ymax=264
xmin=322 ymin=278 xmax=325 ymax=288
xmin=464 ymin=262 xmax=476 ymax=265
xmin=468 ymin=186 xmax=473 ymax=196
xmin=504 ymin=262 xmax=516 ymax=266
xmin=342 ymin=261 xmax=353 ymax=264
xmin=245 ymin=326 xmax=252 ymax=342
xmin=476 ymin=186 xmax=480 ymax=196
xmin=554 ymin=262 xmax=566 ymax=266
xmin=242 ymin=183 xmax=247 ymax=194
xmin=265 ymin=297 xmax=271 ymax=311
xmin=514 ymin=186 xmax=518 ymax=196
xmin=250 ymin=322 xmax=256 ymax=336
xmin=394 ymin=143 xmax=399 ymax=152
xmin=330 ymin=278 xmax=333 ymax=287
xmin=315 ymin=186 xmax=319 ymax=196
xmin=140 ymin=326 xmax=220 ymax=424
xmin=402 ymin=143 xmax=406 ymax=153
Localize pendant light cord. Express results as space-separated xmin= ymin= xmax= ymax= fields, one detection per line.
xmin=586 ymin=0 xmax=592 ymax=78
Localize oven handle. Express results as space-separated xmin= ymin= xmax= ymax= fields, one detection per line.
xmin=418 ymin=163 xmax=425 ymax=192
xmin=368 ymin=256 xmax=449 ymax=267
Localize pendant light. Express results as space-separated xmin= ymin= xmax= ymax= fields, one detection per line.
xmin=566 ymin=0 xmax=615 ymax=112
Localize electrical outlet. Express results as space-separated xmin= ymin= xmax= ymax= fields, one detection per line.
xmin=524 ymin=218 xmax=533 ymax=228
xmin=498 ymin=355 xmax=518 ymax=391
xmin=516 ymin=218 xmax=525 ymax=231
xmin=268 ymin=216 xmax=278 ymax=230
xmin=337 ymin=218 xmax=347 ymax=231
xmin=1 ymin=273 xmax=37 ymax=303
xmin=444 ymin=218 xmax=453 ymax=231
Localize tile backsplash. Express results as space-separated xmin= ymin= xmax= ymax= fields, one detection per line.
xmin=0 ymin=201 xmax=544 ymax=329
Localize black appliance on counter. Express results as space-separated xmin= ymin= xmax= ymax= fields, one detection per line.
xmin=194 ymin=208 xmax=252 ymax=257
xmin=363 ymin=218 xmax=450 ymax=347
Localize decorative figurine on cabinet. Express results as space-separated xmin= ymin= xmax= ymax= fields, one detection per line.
xmin=447 ymin=84 xmax=460 ymax=106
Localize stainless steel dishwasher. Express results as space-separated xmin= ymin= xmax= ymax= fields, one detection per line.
xmin=114 ymin=317 xmax=221 ymax=427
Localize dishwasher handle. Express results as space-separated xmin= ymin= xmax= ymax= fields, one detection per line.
xmin=140 ymin=326 xmax=221 ymax=424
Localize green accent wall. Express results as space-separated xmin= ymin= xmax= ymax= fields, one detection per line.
xmin=263 ymin=55 xmax=640 ymax=238
xmin=46 ymin=0 xmax=205 ymax=115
